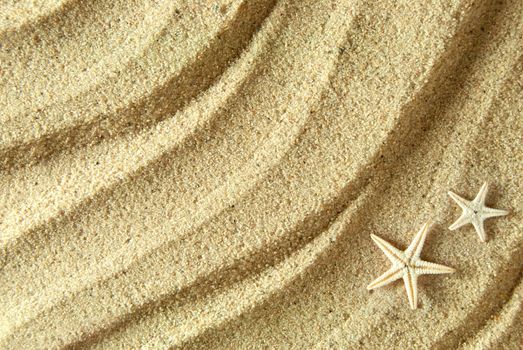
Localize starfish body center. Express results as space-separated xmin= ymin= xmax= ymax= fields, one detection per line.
xmin=403 ymin=258 xmax=418 ymax=272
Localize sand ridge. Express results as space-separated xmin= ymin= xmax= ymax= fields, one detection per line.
xmin=0 ymin=0 xmax=522 ymax=348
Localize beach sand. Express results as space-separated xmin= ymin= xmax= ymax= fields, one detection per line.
xmin=0 ymin=0 xmax=522 ymax=348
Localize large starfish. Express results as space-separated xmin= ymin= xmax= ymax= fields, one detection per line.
xmin=448 ymin=182 xmax=508 ymax=242
xmin=367 ymin=221 xmax=455 ymax=309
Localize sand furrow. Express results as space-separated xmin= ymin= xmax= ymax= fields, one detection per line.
xmin=42 ymin=0 xmax=504 ymax=344
xmin=1 ymin=0 xmax=522 ymax=348
xmin=1 ymin=1 xmax=358 ymax=347
xmin=0 ymin=1 xmax=280 ymax=171
xmin=0 ymin=0 xmax=70 ymax=33
xmin=163 ymin=0 xmax=523 ymax=348
xmin=0 ymin=0 xmax=283 ymax=245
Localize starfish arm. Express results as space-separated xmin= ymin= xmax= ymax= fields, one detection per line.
xmin=370 ymin=234 xmax=404 ymax=264
xmin=448 ymin=191 xmax=471 ymax=211
xmin=367 ymin=266 xmax=405 ymax=290
xmin=482 ymin=206 xmax=509 ymax=219
xmin=414 ymin=259 xmax=455 ymax=275
xmin=473 ymin=182 xmax=489 ymax=205
xmin=405 ymin=221 xmax=431 ymax=259
xmin=403 ymin=270 xmax=418 ymax=309
xmin=449 ymin=212 xmax=471 ymax=230
xmin=471 ymin=219 xmax=487 ymax=242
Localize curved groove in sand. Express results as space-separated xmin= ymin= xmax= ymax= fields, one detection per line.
xmin=0 ymin=0 xmax=278 ymax=171
xmin=461 ymin=275 xmax=523 ymax=349
xmin=178 ymin=2 xmax=523 ymax=345
xmin=1 ymin=0 xmax=167 ymax=112
xmin=1 ymin=0 xmax=522 ymax=348
xmin=1 ymin=0 xmax=177 ymax=112
xmin=145 ymin=190 xmax=372 ymax=349
xmin=1 ymin=1 xmax=354 ymax=343
xmin=0 ymin=0 xmax=70 ymax=33
xmin=0 ymin=0 xmax=282 ymax=246
xmin=180 ymin=1 xmax=523 ymax=347
xmin=0 ymin=0 xmax=485 ymax=340
xmin=45 ymin=180 xmax=371 ymax=349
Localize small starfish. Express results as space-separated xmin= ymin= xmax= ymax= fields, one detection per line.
xmin=448 ymin=182 xmax=508 ymax=242
xmin=367 ymin=221 xmax=455 ymax=309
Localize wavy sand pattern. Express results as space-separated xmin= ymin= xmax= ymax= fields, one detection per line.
xmin=1 ymin=0 xmax=522 ymax=348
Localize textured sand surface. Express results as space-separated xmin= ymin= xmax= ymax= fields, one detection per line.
xmin=1 ymin=0 xmax=522 ymax=348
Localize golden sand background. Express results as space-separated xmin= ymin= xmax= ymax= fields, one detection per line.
xmin=1 ymin=0 xmax=522 ymax=348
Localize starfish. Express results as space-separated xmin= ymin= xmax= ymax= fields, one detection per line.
xmin=448 ymin=182 xmax=508 ymax=242
xmin=367 ymin=221 xmax=455 ymax=309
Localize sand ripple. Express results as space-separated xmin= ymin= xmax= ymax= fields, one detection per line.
xmin=1 ymin=0 xmax=522 ymax=348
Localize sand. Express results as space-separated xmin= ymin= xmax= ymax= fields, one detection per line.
xmin=0 ymin=0 xmax=522 ymax=348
